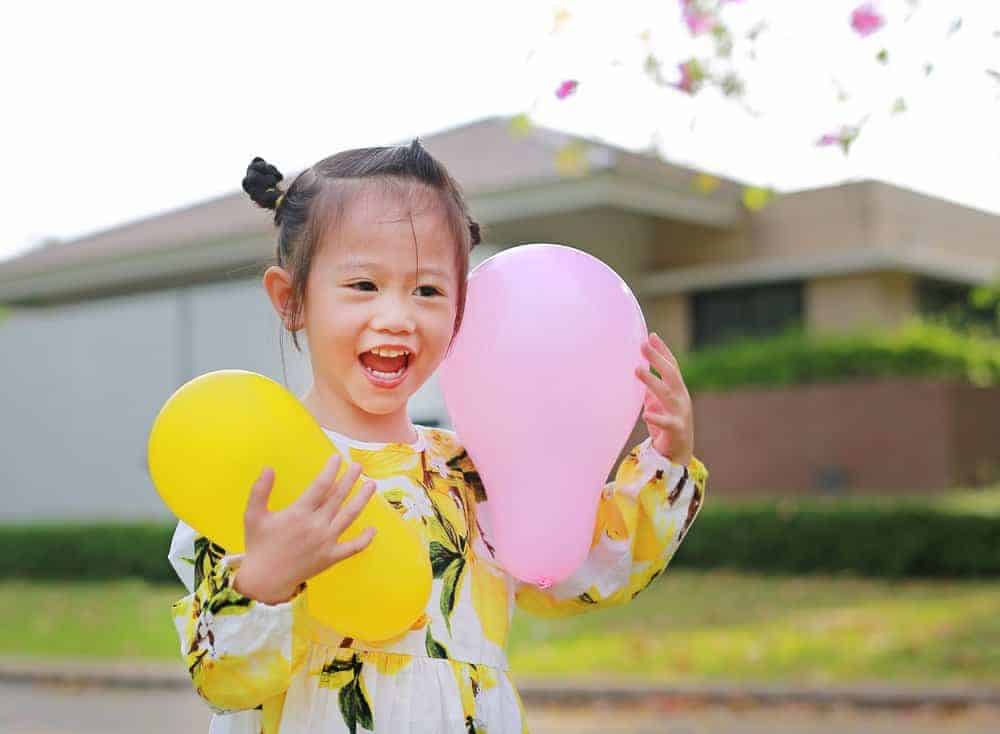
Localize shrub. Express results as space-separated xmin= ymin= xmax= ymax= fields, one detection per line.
xmin=1 ymin=507 xmax=996 ymax=583
xmin=679 ymin=318 xmax=1000 ymax=392
xmin=0 ymin=523 xmax=177 ymax=583
xmin=673 ymin=504 xmax=1000 ymax=579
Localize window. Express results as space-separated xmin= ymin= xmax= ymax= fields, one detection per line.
xmin=692 ymin=280 xmax=804 ymax=349
xmin=916 ymin=277 xmax=997 ymax=334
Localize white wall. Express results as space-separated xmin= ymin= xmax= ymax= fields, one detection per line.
xmin=3 ymin=289 xmax=189 ymax=522
xmin=1 ymin=245 xmax=504 ymax=523
xmin=0 ymin=244 xmax=502 ymax=523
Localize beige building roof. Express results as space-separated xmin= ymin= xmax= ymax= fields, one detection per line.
xmin=1 ymin=115 xmax=997 ymax=305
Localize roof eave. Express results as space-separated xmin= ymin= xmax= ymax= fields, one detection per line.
xmin=471 ymin=169 xmax=742 ymax=228
xmin=637 ymin=246 xmax=1000 ymax=298
xmin=0 ymin=170 xmax=742 ymax=305
xmin=0 ymin=233 xmax=275 ymax=305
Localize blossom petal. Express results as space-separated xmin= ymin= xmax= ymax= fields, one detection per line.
xmin=683 ymin=8 xmax=716 ymax=35
xmin=555 ymin=79 xmax=579 ymax=100
xmin=742 ymin=186 xmax=774 ymax=211
xmin=850 ymin=3 xmax=885 ymax=37
xmin=692 ymin=172 xmax=721 ymax=194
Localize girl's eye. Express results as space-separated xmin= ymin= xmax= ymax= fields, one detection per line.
xmin=348 ymin=281 xmax=441 ymax=297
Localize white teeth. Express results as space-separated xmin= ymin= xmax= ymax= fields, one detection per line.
xmin=364 ymin=364 xmax=406 ymax=380
xmin=370 ymin=348 xmax=410 ymax=358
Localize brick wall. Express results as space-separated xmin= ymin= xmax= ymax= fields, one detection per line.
xmin=612 ymin=377 xmax=1000 ymax=496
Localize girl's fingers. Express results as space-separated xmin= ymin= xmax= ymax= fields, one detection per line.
xmin=651 ymin=333 xmax=679 ymax=369
xmin=299 ymin=454 xmax=343 ymax=510
xmin=328 ymin=527 xmax=377 ymax=565
xmin=329 ymin=479 xmax=377 ymax=538
xmin=651 ymin=336 xmax=692 ymax=401
xmin=644 ymin=411 xmax=681 ymax=431
xmin=644 ymin=388 xmax=661 ymax=410
xmin=641 ymin=341 xmax=679 ymax=387
xmin=245 ymin=467 xmax=275 ymax=520
xmin=320 ymin=460 xmax=364 ymax=521
xmin=636 ymin=364 xmax=675 ymax=405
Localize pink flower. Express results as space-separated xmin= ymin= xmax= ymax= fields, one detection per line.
xmin=816 ymin=125 xmax=860 ymax=154
xmin=555 ymin=79 xmax=578 ymax=100
xmin=671 ymin=59 xmax=705 ymax=94
xmin=850 ymin=3 xmax=885 ymax=37
xmin=683 ymin=7 xmax=716 ymax=35
xmin=675 ymin=64 xmax=694 ymax=94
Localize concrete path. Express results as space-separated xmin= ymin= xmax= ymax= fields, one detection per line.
xmin=3 ymin=681 xmax=1000 ymax=734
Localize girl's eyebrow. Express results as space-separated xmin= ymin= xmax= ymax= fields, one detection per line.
xmin=340 ymin=259 xmax=381 ymax=272
xmin=341 ymin=259 xmax=450 ymax=279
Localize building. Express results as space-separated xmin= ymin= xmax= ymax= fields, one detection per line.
xmin=2 ymin=116 xmax=998 ymax=521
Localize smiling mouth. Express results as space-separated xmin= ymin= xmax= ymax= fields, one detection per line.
xmin=358 ymin=352 xmax=411 ymax=384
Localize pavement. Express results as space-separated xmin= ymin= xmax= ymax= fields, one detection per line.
xmin=4 ymin=679 xmax=1000 ymax=734
xmin=0 ymin=658 xmax=1000 ymax=734
xmin=1 ymin=655 xmax=999 ymax=711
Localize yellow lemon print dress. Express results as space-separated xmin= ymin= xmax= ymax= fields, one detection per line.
xmin=169 ymin=424 xmax=709 ymax=733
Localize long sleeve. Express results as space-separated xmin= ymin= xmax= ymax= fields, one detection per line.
xmin=514 ymin=436 xmax=708 ymax=617
xmin=168 ymin=520 xmax=310 ymax=715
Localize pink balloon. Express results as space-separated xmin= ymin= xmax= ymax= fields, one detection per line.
xmin=438 ymin=244 xmax=648 ymax=587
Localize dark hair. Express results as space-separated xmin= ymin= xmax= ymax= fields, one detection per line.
xmin=241 ymin=139 xmax=483 ymax=368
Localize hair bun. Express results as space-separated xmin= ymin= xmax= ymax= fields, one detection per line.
xmin=242 ymin=156 xmax=285 ymax=211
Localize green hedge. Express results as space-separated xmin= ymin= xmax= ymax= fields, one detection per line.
xmin=2 ymin=506 xmax=997 ymax=583
xmin=677 ymin=318 xmax=1000 ymax=392
xmin=0 ymin=523 xmax=178 ymax=584
xmin=673 ymin=506 xmax=1000 ymax=579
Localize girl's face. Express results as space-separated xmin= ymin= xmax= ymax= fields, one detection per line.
xmin=297 ymin=184 xmax=460 ymax=434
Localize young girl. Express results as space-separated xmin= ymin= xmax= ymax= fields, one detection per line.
xmin=168 ymin=140 xmax=709 ymax=734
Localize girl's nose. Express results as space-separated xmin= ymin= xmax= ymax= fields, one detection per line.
xmin=372 ymin=296 xmax=416 ymax=331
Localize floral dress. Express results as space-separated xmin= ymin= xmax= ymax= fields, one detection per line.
xmin=169 ymin=424 xmax=709 ymax=733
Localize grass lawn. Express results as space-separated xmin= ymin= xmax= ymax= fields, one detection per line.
xmin=508 ymin=569 xmax=1000 ymax=687
xmin=3 ymin=569 xmax=998 ymax=687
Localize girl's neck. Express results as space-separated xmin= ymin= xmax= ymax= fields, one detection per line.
xmin=298 ymin=385 xmax=417 ymax=445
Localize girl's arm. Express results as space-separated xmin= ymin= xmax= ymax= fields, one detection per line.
xmin=168 ymin=520 xmax=310 ymax=714
xmin=513 ymin=436 xmax=708 ymax=617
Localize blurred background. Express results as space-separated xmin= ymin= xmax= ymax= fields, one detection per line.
xmin=1 ymin=1 xmax=998 ymax=732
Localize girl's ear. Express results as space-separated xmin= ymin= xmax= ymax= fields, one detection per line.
xmin=263 ymin=266 xmax=303 ymax=330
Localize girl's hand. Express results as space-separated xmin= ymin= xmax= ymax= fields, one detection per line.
xmin=634 ymin=332 xmax=695 ymax=467
xmin=232 ymin=455 xmax=377 ymax=605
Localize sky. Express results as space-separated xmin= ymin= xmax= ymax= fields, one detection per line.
xmin=3 ymin=0 xmax=999 ymax=263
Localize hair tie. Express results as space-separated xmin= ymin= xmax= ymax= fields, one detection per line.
xmin=275 ymin=192 xmax=285 ymax=209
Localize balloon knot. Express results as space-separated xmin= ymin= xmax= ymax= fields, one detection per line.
xmin=536 ymin=577 xmax=553 ymax=590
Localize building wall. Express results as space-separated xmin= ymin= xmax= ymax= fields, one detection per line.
xmin=483 ymin=206 xmax=657 ymax=280
xmin=0 ymin=276 xmax=459 ymax=523
xmin=744 ymin=183 xmax=873 ymax=256
xmin=7 ymin=178 xmax=997 ymax=522
xmin=649 ymin=218 xmax=749 ymax=270
xmin=692 ymin=377 xmax=1000 ymax=495
xmin=649 ymin=183 xmax=874 ymax=273
xmin=644 ymin=270 xmax=920 ymax=358
xmin=871 ymin=182 xmax=1000 ymax=263
xmin=644 ymin=185 xmax=887 ymax=352
xmin=2 ymin=290 xmax=183 ymax=522
xmin=806 ymin=271 xmax=917 ymax=335
xmin=645 ymin=292 xmax=691 ymax=353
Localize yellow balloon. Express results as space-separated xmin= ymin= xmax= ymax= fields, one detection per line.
xmin=147 ymin=369 xmax=432 ymax=642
